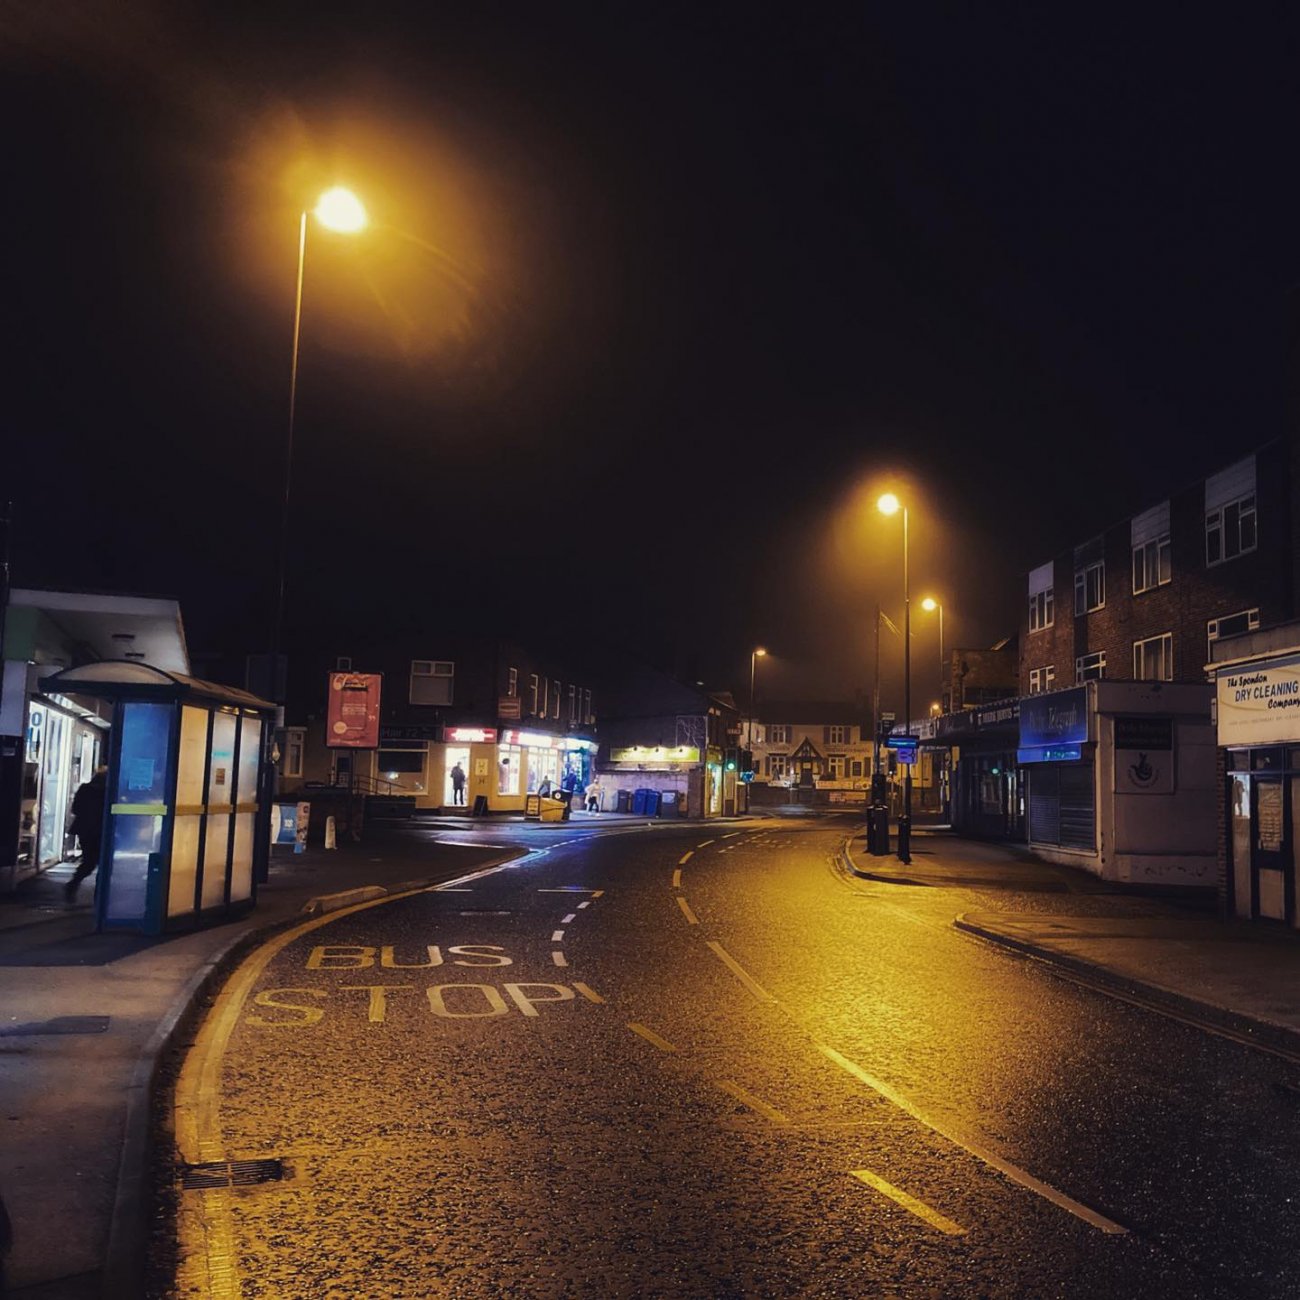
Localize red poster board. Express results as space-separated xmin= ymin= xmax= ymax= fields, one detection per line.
xmin=327 ymin=672 xmax=382 ymax=748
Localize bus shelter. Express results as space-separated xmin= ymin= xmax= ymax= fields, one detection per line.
xmin=38 ymin=661 xmax=275 ymax=934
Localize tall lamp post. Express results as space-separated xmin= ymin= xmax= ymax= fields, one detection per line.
xmin=921 ymin=596 xmax=944 ymax=711
xmin=877 ymin=493 xmax=911 ymax=864
xmin=272 ymin=186 xmax=368 ymax=701
xmin=747 ymin=647 xmax=767 ymax=807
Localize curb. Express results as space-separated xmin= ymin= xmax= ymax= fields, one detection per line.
xmin=101 ymin=847 xmax=524 ymax=1299
xmin=838 ymin=835 xmax=931 ymax=887
xmin=953 ymin=912 xmax=1300 ymax=1063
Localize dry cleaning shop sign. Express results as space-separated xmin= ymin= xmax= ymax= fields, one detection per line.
xmin=1217 ymin=655 xmax=1300 ymax=746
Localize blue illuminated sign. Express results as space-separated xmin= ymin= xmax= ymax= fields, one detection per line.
xmin=1019 ymin=686 xmax=1088 ymax=749
xmin=885 ymin=735 xmax=918 ymax=764
xmin=1016 ymin=744 xmax=1082 ymax=764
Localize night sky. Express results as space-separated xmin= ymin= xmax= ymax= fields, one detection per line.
xmin=5 ymin=4 xmax=1299 ymax=702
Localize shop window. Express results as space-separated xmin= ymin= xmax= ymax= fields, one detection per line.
xmin=1075 ymin=651 xmax=1106 ymax=682
xmin=410 ymin=660 xmax=453 ymax=706
xmin=283 ymin=727 xmax=305 ymax=778
xmin=1133 ymin=633 xmax=1173 ymax=682
xmin=497 ymin=745 xmax=521 ymax=796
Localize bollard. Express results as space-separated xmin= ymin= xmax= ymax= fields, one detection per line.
xmin=325 ymin=815 xmax=337 ymax=850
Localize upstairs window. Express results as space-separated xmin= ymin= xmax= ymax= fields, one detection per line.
xmin=1028 ymin=666 xmax=1056 ymax=694
xmin=1132 ymin=501 xmax=1171 ymax=594
xmin=1133 ymin=633 xmax=1173 ymax=681
xmin=1028 ymin=561 xmax=1054 ymax=632
xmin=1075 ymin=651 xmax=1106 ymax=683
xmin=1207 ymin=608 xmax=1261 ymax=660
xmin=507 ymin=667 xmax=518 ymax=698
xmin=1205 ymin=455 xmax=1258 ymax=567
xmin=768 ymin=724 xmax=790 ymax=744
xmin=529 ymin=673 xmax=539 ymax=716
xmin=1074 ymin=561 xmax=1105 ymax=615
xmin=410 ymin=660 xmax=454 ymax=706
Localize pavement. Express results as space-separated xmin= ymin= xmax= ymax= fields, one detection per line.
xmin=4 ymin=815 xmax=1300 ymax=1296
xmin=843 ymin=825 xmax=1300 ymax=1060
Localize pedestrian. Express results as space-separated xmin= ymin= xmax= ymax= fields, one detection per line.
xmin=65 ymin=766 xmax=107 ymax=904
xmin=585 ymin=781 xmax=601 ymax=813
xmin=537 ymin=775 xmax=553 ymax=798
xmin=449 ymin=761 xmax=467 ymax=806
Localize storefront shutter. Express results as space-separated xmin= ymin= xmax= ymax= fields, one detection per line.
xmin=1058 ymin=762 xmax=1096 ymax=849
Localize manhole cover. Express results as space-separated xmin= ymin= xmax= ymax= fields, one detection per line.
xmin=0 ymin=1015 xmax=110 ymax=1037
xmin=181 ymin=1158 xmax=287 ymax=1191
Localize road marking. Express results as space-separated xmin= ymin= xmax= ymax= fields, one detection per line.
xmin=722 ymin=831 xmax=741 ymax=839
xmin=705 ymin=941 xmax=774 ymax=1002
xmin=538 ymin=887 xmax=594 ymax=893
xmin=578 ymin=900 xmax=592 ymax=908
xmin=716 ymin=1079 xmax=789 ymax=1125
xmin=551 ymin=930 xmax=565 ymax=942
xmin=574 ymin=982 xmax=604 ymax=1003
xmin=817 ymin=1044 xmax=1128 ymax=1235
xmin=677 ymin=896 xmax=700 ymax=925
xmin=592 ymin=890 xmax=604 ymax=898
xmin=552 ymin=951 xmax=568 ymax=967
xmin=850 ymin=1169 xmax=966 ymax=1236
xmin=562 ymin=913 xmax=577 ymax=923
xmin=629 ymin=1022 xmax=677 ymax=1052
xmin=672 ymin=869 xmax=682 ymax=888
xmin=697 ymin=839 xmax=715 ymax=847
xmin=679 ymin=850 xmax=694 ymax=864
xmin=438 ymin=888 xmax=473 ymax=892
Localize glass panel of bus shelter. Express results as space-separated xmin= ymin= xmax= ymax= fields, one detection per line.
xmin=201 ymin=711 xmax=238 ymax=909
xmin=169 ymin=706 xmax=209 ymax=919
xmin=228 ymin=715 xmax=262 ymax=905
xmin=105 ymin=702 xmax=173 ymax=925
xmin=37 ymin=708 xmax=69 ymax=867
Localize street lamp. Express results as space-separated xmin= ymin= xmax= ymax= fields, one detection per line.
xmin=877 ymin=492 xmax=911 ymax=864
xmin=272 ymin=187 xmax=368 ymax=693
xmin=921 ymin=596 xmax=944 ymax=712
xmin=748 ymin=648 xmax=767 ymax=748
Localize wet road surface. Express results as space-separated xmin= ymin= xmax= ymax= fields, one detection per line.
xmin=158 ymin=818 xmax=1300 ymax=1297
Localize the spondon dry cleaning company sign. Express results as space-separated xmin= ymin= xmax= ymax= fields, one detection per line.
xmin=1217 ymin=654 xmax=1300 ymax=746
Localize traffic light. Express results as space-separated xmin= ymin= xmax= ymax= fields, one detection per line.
xmin=739 ymin=748 xmax=753 ymax=775
xmin=724 ymin=747 xmax=738 ymax=771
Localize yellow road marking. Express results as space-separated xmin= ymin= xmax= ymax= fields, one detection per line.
xmin=679 ymin=850 xmax=694 ymax=864
xmin=705 ymin=941 xmax=774 ymax=1002
xmin=677 ymin=896 xmax=700 ymax=925
xmin=817 ymin=1044 xmax=1128 ymax=1234
xmin=628 ymin=1022 xmax=677 ymax=1052
xmin=574 ymin=982 xmax=604 ymax=1003
xmin=716 ymin=1079 xmax=789 ymax=1125
xmin=672 ymin=868 xmax=682 ymax=888
xmin=850 ymin=1169 xmax=966 ymax=1235
xmin=592 ymin=890 xmax=605 ymax=897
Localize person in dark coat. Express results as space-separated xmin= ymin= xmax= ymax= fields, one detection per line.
xmin=65 ymin=767 xmax=108 ymax=903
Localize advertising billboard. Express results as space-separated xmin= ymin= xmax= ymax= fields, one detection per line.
xmin=326 ymin=672 xmax=382 ymax=748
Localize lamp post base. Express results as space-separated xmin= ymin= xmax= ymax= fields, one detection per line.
xmin=897 ymin=813 xmax=911 ymax=865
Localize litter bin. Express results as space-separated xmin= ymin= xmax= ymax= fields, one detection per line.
xmin=632 ymin=788 xmax=649 ymax=816
xmin=867 ymin=804 xmax=890 ymax=856
xmin=616 ymin=789 xmax=632 ymax=813
xmin=659 ymin=790 xmax=680 ymax=818
xmin=643 ymin=790 xmax=661 ymax=816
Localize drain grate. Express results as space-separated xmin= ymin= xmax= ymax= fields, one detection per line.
xmin=0 ymin=1015 xmax=110 ymax=1037
xmin=181 ymin=1158 xmax=287 ymax=1191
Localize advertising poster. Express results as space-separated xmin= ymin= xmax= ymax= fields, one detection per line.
xmin=327 ymin=672 xmax=383 ymax=748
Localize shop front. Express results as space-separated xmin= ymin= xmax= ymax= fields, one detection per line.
xmin=940 ymin=699 xmax=1023 ymax=840
xmin=599 ymin=744 xmax=700 ymax=815
xmin=1211 ymin=629 xmax=1300 ymax=925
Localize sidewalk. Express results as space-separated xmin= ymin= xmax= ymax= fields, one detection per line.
xmin=0 ymin=832 xmax=524 ymax=1299
xmin=844 ymin=828 xmax=1300 ymax=1060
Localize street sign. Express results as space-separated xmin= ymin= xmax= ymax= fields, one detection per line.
xmin=885 ymin=734 xmax=918 ymax=764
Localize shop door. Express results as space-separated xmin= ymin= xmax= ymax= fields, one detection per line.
xmin=1252 ymin=777 xmax=1289 ymax=921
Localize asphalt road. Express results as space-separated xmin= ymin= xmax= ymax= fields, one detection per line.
xmin=157 ymin=817 xmax=1300 ymax=1298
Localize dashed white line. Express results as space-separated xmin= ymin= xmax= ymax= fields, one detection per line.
xmin=578 ymin=901 xmax=591 ymax=909
xmin=697 ymin=839 xmax=715 ymax=848
xmin=551 ymin=930 xmax=565 ymax=942
xmin=552 ymin=951 xmax=569 ymax=967
xmin=562 ymin=913 xmax=577 ymax=923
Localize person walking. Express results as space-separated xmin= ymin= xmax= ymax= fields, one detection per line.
xmin=585 ymin=780 xmax=601 ymax=814
xmin=449 ymin=761 xmax=467 ymax=806
xmin=65 ymin=766 xmax=107 ymax=904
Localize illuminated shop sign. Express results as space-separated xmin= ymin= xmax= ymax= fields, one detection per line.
xmin=609 ymin=745 xmax=700 ymax=763
xmin=443 ymin=726 xmax=498 ymax=743
xmin=1019 ymin=686 xmax=1089 ymax=749
xmin=1016 ymin=744 xmax=1083 ymax=764
xmin=500 ymin=730 xmax=598 ymax=752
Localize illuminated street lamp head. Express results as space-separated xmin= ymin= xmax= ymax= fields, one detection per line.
xmin=877 ymin=492 xmax=901 ymax=516
xmin=754 ymin=647 xmax=768 ymax=657
xmin=313 ymin=186 xmax=367 ymax=233
xmin=921 ymin=597 xmax=938 ymax=612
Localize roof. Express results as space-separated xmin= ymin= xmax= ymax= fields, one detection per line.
xmin=756 ymin=701 xmax=866 ymax=725
xmin=38 ymin=660 xmax=275 ymax=711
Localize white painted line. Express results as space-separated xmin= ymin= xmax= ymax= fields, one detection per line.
xmin=722 ymin=831 xmax=741 ymax=839
xmin=705 ymin=941 xmax=774 ymax=1002
xmin=574 ymin=983 xmax=604 ymax=1003
xmin=552 ymin=951 xmax=569 ymax=967
xmin=850 ymin=1169 xmax=966 ymax=1236
xmin=716 ymin=1079 xmax=790 ymax=1125
xmin=538 ymin=887 xmax=592 ymax=893
xmin=551 ymin=930 xmax=565 ymax=942
xmin=697 ymin=839 xmax=715 ymax=848
xmin=629 ymin=1022 xmax=677 ymax=1052
xmin=677 ymin=896 xmax=700 ymax=925
xmin=562 ymin=913 xmax=577 ymax=924
xmin=818 ymin=1044 xmax=1128 ymax=1235
xmin=679 ymin=850 xmax=694 ymax=865
xmin=437 ymin=888 xmax=473 ymax=892
xmin=672 ymin=868 xmax=682 ymax=888
xmin=578 ymin=901 xmax=591 ymax=909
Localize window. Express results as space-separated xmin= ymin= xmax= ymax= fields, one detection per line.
xmin=283 ymin=727 xmax=306 ymax=778
xmin=410 ymin=660 xmax=453 ymax=706
xmin=1029 ymin=589 xmax=1054 ymax=632
xmin=552 ymin=682 xmax=561 ymax=720
xmin=1133 ymin=633 xmax=1173 ymax=681
xmin=1205 ymin=455 xmax=1258 ymax=567
xmin=1074 ymin=562 xmax=1105 ymax=615
xmin=828 ymin=756 xmax=846 ymax=779
xmin=1075 ymin=651 xmax=1106 ymax=682
xmin=584 ymin=689 xmax=593 ymax=724
xmin=529 ymin=673 xmax=539 ymax=716
xmin=335 ymin=656 xmax=352 ymax=672
xmin=507 ymin=667 xmax=518 ymax=698
xmin=826 ymin=725 xmax=849 ymax=744
xmin=540 ymin=677 xmax=549 ymax=717
xmin=768 ymin=754 xmax=788 ymax=778
xmin=1132 ymin=537 xmax=1171 ymax=593
xmin=1208 ymin=608 xmax=1261 ymax=660
xmin=1028 ymin=667 xmax=1056 ymax=694
xmin=850 ymin=759 xmax=864 ymax=778
xmin=1028 ymin=560 xmax=1055 ymax=633
xmin=568 ymin=685 xmax=577 ymax=722
xmin=768 ymin=725 xmax=790 ymax=744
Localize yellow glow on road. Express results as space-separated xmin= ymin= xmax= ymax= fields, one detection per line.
xmin=313 ymin=186 xmax=367 ymax=233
